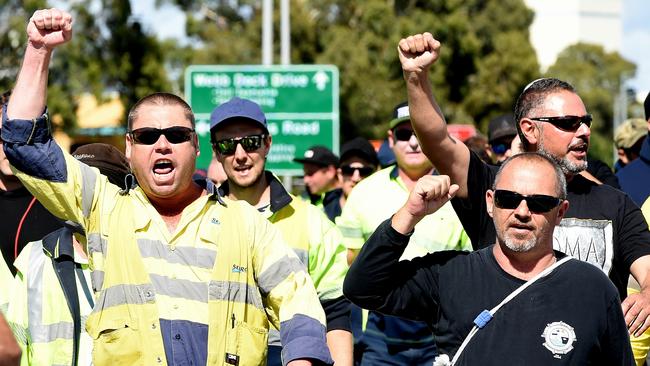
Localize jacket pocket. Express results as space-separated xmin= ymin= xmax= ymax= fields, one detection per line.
xmin=225 ymin=321 xmax=269 ymax=366
xmin=88 ymin=317 xmax=144 ymax=365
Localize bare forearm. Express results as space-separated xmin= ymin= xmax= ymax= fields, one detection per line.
xmin=327 ymin=329 xmax=353 ymax=366
xmin=6 ymin=44 xmax=52 ymax=121
xmin=404 ymin=70 xmax=448 ymax=146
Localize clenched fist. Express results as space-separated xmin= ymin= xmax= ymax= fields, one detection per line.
xmin=27 ymin=8 xmax=73 ymax=50
xmin=397 ymin=32 xmax=441 ymax=74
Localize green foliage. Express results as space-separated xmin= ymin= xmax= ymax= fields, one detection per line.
xmin=169 ymin=0 xmax=539 ymax=141
xmin=0 ymin=0 xmax=170 ymax=131
xmin=546 ymin=43 xmax=636 ymax=164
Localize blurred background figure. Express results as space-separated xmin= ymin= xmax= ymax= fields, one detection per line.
xmin=206 ymin=151 xmax=227 ymax=185
xmin=294 ymin=145 xmax=341 ymax=207
xmin=486 ymin=113 xmax=517 ymax=165
xmin=464 ymin=133 xmax=492 ymax=164
xmin=323 ymin=137 xmax=379 ymax=221
xmin=616 ymin=94 xmax=650 ymax=207
xmin=614 ymin=118 xmax=647 ymax=172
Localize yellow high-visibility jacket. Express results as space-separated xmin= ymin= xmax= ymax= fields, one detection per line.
xmin=2 ymin=111 xmax=332 ymax=366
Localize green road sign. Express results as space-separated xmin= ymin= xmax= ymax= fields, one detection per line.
xmin=185 ymin=65 xmax=339 ymax=174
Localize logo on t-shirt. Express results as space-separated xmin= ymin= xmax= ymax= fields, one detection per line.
xmin=553 ymin=218 xmax=613 ymax=275
xmin=541 ymin=321 xmax=577 ymax=358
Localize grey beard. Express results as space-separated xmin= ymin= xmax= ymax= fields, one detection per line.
xmin=537 ymin=143 xmax=587 ymax=175
xmin=503 ymin=236 xmax=537 ymax=253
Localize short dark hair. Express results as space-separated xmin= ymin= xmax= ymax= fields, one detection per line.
xmin=513 ymin=78 xmax=576 ymax=150
xmin=127 ymin=93 xmax=195 ymax=131
xmin=492 ymin=152 xmax=567 ymax=199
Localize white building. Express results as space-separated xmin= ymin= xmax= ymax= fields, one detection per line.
xmin=524 ymin=0 xmax=623 ymax=71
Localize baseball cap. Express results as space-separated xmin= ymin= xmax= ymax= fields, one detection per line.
xmin=209 ymin=97 xmax=268 ymax=139
xmin=294 ymin=145 xmax=339 ymax=167
xmin=340 ymin=137 xmax=379 ymax=166
xmin=487 ymin=114 xmax=517 ymax=144
xmin=388 ymin=102 xmax=411 ymax=129
xmin=614 ymin=118 xmax=647 ymax=149
xmin=72 ymin=143 xmax=130 ymax=188
xmin=643 ymin=93 xmax=650 ymax=121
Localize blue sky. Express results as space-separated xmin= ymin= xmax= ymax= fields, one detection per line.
xmin=130 ymin=0 xmax=649 ymax=101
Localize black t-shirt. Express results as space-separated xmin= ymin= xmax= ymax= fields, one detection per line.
xmin=0 ymin=187 xmax=62 ymax=274
xmin=451 ymin=152 xmax=650 ymax=299
xmin=344 ymin=220 xmax=633 ymax=365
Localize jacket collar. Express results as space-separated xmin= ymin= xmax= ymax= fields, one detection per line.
xmin=218 ymin=171 xmax=293 ymax=213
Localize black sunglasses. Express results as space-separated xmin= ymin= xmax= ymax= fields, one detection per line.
xmin=129 ymin=126 xmax=195 ymax=145
xmin=213 ymin=134 xmax=266 ymax=155
xmin=529 ymin=114 xmax=592 ymax=132
xmin=394 ymin=129 xmax=416 ymax=142
xmin=341 ymin=165 xmax=375 ymax=178
xmin=493 ymin=189 xmax=562 ymax=213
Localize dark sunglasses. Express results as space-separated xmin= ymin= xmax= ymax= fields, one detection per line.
xmin=213 ymin=134 xmax=266 ymax=155
xmin=393 ymin=129 xmax=416 ymax=142
xmin=493 ymin=189 xmax=562 ymax=213
xmin=341 ymin=165 xmax=375 ymax=178
xmin=529 ymin=114 xmax=592 ymax=132
xmin=129 ymin=126 xmax=195 ymax=145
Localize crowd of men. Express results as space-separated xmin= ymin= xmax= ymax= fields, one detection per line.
xmin=1 ymin=8 xmax=650 ymax=366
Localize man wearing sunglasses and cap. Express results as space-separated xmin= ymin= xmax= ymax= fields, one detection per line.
xmin=344 ymin=153 xmax=633 ymax=365
xmin=1 ymin=8 xmax=332 ymax=366
xmin=397 ymin=32 xmax=650 ymax=342
xmin=337 ymin=102 xmax=470 ymax=365
xmin=209 ymin=97 xmax=353 ymax=366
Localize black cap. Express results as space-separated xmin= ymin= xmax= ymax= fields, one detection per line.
xmin=72 ymin=143 xmax=130 ymax=188
xmin=388 ymin=102 xmax=410 ymax=129
xmin=487 ymin=113 xmax=517 ymax=144
xmin=294 ymin=145 xmax=339 ymax=167
xmin=340 ymin=137 xmax=379 ymax=166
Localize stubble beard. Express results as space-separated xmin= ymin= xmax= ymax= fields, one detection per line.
xmin=537 ymin=140 xmax=587 ymax=175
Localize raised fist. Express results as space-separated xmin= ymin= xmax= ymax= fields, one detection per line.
xmin=27 ymin=8 xmax=73 ymax=50
xmin=397 ymin=32 xmax=441 ymax=73
xmin=404 ymin=175 xmax=458 ymax=219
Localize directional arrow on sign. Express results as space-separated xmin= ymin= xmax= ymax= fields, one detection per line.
xmin=313 ymin=71 xmax=330 ymax=91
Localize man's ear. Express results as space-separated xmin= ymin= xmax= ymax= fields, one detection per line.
xmin=556 ymin=199 xmax=569 ymax=225
xmin=519 ymin=118 xmax=539 ymax=147
xmin=387 ymin=130 xmax=395 ymax=149
xmin=486 ymin=189 xmax=495 ymax=218
xmin=125 ymin=134 xmax=132 ymax=161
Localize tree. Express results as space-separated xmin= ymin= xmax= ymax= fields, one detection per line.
xmin=546 ymin=43 xmax=636 ymax=164
xmin=166 ymin=0 xmax=540 ymax=140
xmin=0 ymin=0 xmax=171 ymax=132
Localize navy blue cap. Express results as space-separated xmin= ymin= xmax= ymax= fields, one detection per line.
xmin=209 ymin=97 xmax=268 ymax=136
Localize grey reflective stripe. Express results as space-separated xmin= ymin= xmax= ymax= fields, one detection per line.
xmin=268 ymin=328 xmax=281 ymax=346
xmin=8 ymin=322 xmax=28 ymax=344
xmin=0 ymin=302 xmax=7 ymax=314
xmin=339 ymin=226 xmax=363 ymax=239
xmin=293 ymin=248 xmax=308 ymax=266
xmin=150 ymin=274 xmax=208 ymax=303
xmin=258 ymin=256 xmax=306 ymax=295
xmin=92 ymin=283 xmax=156 ymax=313
xmin=30 ymin=321 xmax=75 ymax=343
xmin=91 ymin=270 xmax=105 ymax=293
xmin=209 ymin=281 xmax=264 ymax=310
xmin=137 ymin=238 xmax=217 ymax=269
xmin=87 ymin=233 xmax=107 ymax=257
xmin=78 ymin=162 xmax=97 ymax=217
xmin=24 ymin=241 xmax=76 ymax=344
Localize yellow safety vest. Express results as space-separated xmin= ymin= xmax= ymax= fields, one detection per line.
xmin=86 ymin=196 xmax=270 ymax=366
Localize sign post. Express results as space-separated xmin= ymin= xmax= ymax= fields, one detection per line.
xmin=185 ymin=65 xmax=339 ymax=174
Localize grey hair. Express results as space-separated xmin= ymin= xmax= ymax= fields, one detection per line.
xmin=491 ymin=152 xmax=567 ymax=199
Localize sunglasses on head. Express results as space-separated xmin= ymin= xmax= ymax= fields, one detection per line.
xmin=393 ymin=129 xmax=416 ymax=142
xmin=341 ymin=165 xmax=375 ymax=178
xmin=529 ymin=114 xmax=592 ymax=132
xmin=129 ymin=126 xmax=195 ymax=145
xmin=213 ymin=134 xmax=266 ymax=155
xmin=493 ymin=189 xmax=562 ymax=213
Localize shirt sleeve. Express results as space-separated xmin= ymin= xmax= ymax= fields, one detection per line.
xmin=343 ymin=219 xmax=443 ymax=324
xmin=617 ymin=193 xmax=650 ymax=270
xmin=601 ymin=295 xmax=635 ymax=365
xmin=450 ymin=151 xmax=498 ymax=249
xmin=306 ymin=205 xmax=351 ymax=332
xmin=251 ymin=209 xmax=333 ymax=365
xmin=336 ymin=187 xmax=366 ymax=250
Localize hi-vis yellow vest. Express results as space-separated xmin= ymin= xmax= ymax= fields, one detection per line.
xmin=86 ymin=195 xmax=269 ymax=366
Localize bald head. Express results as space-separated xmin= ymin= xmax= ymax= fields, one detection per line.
xmin=492 ymin=152 xmax=567 ymax=200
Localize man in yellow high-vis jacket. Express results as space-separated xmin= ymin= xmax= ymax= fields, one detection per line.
xmin=1 ymin=8 xmax=332 ymax=366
